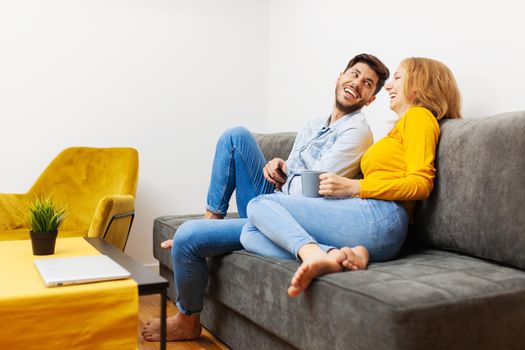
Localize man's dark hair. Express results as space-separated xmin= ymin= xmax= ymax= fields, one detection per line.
xmin=345 ymin=53 xmax=389 ymax=95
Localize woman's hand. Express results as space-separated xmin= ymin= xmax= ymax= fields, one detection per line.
xmin=319 ymin=173 xmax=361 ymax=197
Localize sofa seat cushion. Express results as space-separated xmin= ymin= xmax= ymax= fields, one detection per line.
xmin=206 ymin=249 xmax=525 ymax=350
xmin=153 ymin=214 xmax=239 ymax=269
xmin=153 ymin=215 xmax=525 ymax=349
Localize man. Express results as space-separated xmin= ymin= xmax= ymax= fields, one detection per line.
xmin=142 ymin=53 xmax=389 ymax=342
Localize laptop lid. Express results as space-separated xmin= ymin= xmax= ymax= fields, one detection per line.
xmin=34 ymin=255 xmax=131 ymax=287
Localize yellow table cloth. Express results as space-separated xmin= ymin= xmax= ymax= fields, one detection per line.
xmin=0 ymin=237 xmax=138 ymax=350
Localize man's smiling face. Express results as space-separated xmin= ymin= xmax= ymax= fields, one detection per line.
xmin=334 ymin=62 xmax=379 ymax=115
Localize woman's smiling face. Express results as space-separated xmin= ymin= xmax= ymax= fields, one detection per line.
xmin=385 ymin=65 xmax=411 ymax=116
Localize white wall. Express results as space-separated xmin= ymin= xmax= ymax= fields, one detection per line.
xmin=2 ymin=0 xmax=524 ymax=265
xmin=268 ymin=0 xmax=525 ymax=140
xmin=0 ymin=0 xmax=269 ymax=264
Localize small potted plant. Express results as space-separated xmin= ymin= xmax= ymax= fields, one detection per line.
xmin=27 ymin=196 xmax=67 ymax=255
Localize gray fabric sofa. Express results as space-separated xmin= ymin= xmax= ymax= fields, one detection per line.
xmin=153 ymin=111 xmax=525 ymax=350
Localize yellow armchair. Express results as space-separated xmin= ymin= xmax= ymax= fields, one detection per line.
xmin=0 ymin=147 xmax=139 ymax=250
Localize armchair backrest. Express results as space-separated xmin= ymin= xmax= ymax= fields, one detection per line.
xmin=27 ymin=147 xmax=139 ymax=231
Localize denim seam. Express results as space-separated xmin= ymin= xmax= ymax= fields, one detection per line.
xmin=233 ymin=144 xmax=265 ymax=196
xmin=192 ymin=239 xmax=243 ymax=256
xmin=369 ymin=219 xmax=387 ymax=253
xmin=206 ymin=205 xmax=225 ymax=216
xmin=371 ymin=206 xmax=404 ymax=253
xmin=175 ymin=254 xmax=206 ymax=314
xmin=368 ymin=202 xmax=396 ymax=253
xmin=176 ymin=300 xmax=202 ymax=316
xmin=211 ymin=146 xmax=235 ymax=216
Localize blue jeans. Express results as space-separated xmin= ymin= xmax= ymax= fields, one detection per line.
xmin=172 ymin=195 xmax=408 ymax=315
xmin=206 ymin=126 xmax=275 ymax=218
xmin=172 ymin=127 xmax=275 ymax=314
xmin=240 ymin=193 xmax=409 ymax=262
xmin=172 ymin=128 xmax=407 ymax=314
xmin=172 ymin=218 xmax=247 ymax=315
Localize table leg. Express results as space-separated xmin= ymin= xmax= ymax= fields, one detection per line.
xmin=160 ymin=289 xmax=167 ymax=350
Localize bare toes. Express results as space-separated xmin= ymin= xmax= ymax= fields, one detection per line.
xmin=288 ymin=252 xmax=345 ymax=298
xmin=340 ymin=246 xmax=369 ymax=270
xmin=288 ymin=264 xmax=311 ymax=297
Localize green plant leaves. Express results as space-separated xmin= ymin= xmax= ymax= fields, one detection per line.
xmin=27 ymin=195 xmax=67 ymax=233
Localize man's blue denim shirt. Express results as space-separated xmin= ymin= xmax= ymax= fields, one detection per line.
xmin=282 ymin=110 xmax=373 ymax=195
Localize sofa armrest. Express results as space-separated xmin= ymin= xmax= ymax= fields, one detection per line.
xmin=87 ymin=194 xmax=135 ymax=251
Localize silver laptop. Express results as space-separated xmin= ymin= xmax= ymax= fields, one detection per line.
xmin=34 ymin=255 xmax=131 ymax=287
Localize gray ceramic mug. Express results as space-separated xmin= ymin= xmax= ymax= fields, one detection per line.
xmin=301 ymin=170 xmax=325 ymax=197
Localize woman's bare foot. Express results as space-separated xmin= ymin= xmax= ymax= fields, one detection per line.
xmin=141 ymin=313 xmax=202 ymax=342
xmin=337 ymin=246 xmax=369 ymax=271
xmin=204 ymin=210 xmax=224 ymax=220
xmin=287 ymin=248 xmax=346 ymax=298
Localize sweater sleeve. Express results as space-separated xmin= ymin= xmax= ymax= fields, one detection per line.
xmin=360 ymin=108 xmax=439 ymax=201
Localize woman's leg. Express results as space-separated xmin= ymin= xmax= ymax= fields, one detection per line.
xmin=246 ymin=194 xmax=408 ymax=296
xmin=206 ymin=127 xmax=275 ymax=218
xmin=240 ymin=222 xmax=296 ymax=260
xmin=142 ymin=218 xmax=247 ymax=341
xmin=247 ymin=194 xmax=408 ymax=262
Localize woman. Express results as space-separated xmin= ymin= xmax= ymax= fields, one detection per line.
xmin=240 ymin=57 xmax=462 ymax=297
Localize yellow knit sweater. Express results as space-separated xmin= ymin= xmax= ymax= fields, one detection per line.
xmin=359 ymin=106 xmax=440 ymax=213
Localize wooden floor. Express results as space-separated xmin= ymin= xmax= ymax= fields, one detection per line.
xmin=138 ymin=295 xmax=230 ymax=350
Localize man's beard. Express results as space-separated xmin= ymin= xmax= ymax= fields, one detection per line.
xmin=335 ymin=95 xmax=366 ymax=115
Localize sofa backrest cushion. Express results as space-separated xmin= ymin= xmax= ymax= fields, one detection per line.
xmin=412 ymin=111 xmax=525 ymax=269
xmin=253 ymin=132 xmax=297 ymax=162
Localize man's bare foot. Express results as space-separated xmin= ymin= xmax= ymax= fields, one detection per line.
xmin=204 ymin=210 xmax=224 ymax=220
xmin=141 ymin=313 xmax=202 ymax=342
xmin=337 ymin=246 xmax=369 ymax=271
xmin=287 ymin=248 xmax=345 ymax=298
xmin=160 ymin=239 xmax=173 ymax=249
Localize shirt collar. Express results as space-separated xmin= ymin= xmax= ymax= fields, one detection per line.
xmin=326 ymin=109 xmax=362 ymax=128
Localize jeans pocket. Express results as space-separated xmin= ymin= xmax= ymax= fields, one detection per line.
xmin=370 ymin=206 xmax=405 ymax=257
